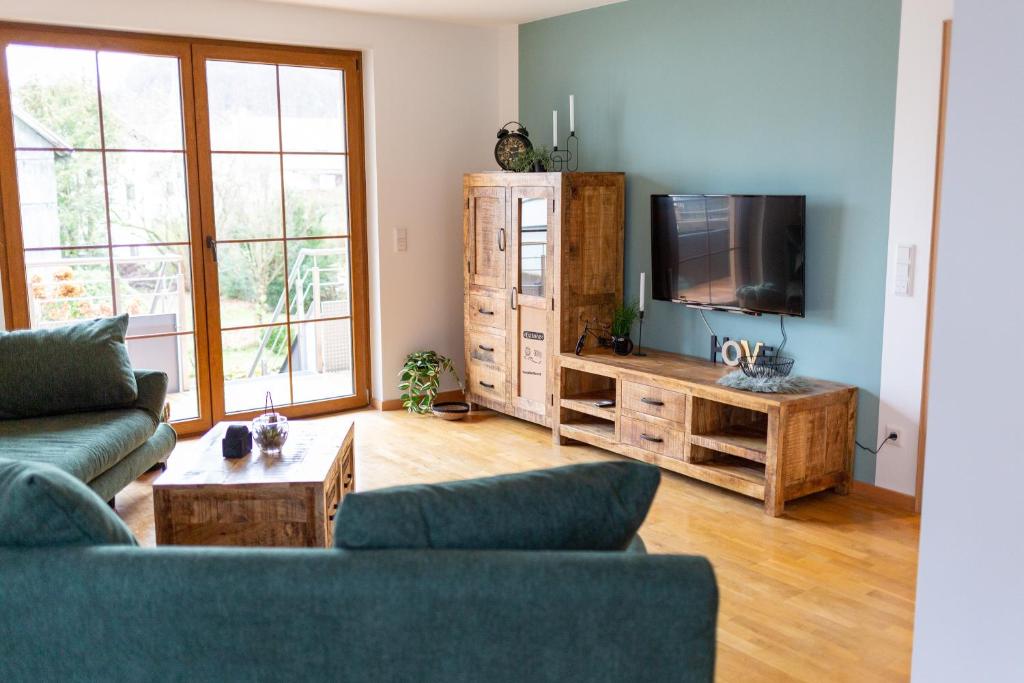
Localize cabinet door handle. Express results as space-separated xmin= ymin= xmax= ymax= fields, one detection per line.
xmin=478 ymin=307 xmax=494 ymax=316
xmin=511 ymin=286 xmax=518 ymax=310
xmin=479 ymin=381 xmax=495 ymax=389
xmin=498 ymin=227 xmax=506 ymax=252
xmin=478 ymin=344 xmax=495 ymax=352
xmin=640 ymin=397 xmax=665 ymax=407
xmin=640 ymin=433 xmax=664 ymax=443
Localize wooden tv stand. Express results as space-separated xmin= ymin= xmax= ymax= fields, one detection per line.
xmin=555 ymin=349 xmax=857 ymax=516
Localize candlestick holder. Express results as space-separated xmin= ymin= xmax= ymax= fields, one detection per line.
xmin=551 ymin=132 xmax=580 ymax=172
xmin=633 ymin=310 xmax=647 ymax=356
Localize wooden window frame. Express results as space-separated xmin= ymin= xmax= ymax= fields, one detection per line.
xmin=0 ymin=22 xmax=371 ymax=435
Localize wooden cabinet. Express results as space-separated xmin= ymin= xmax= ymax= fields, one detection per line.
xmin=463 ymin=172 xmax=625 ymax=427
xmin=556 ymin=349 xmax=857 ymax=516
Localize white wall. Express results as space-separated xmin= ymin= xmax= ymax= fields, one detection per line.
xmin=0 ymin=0 xmax=517 ymax=401
xmin=912 ymin=0 xmax=1024 ymax=679
xmin=875 ymin=0 xmax=954 ymax=494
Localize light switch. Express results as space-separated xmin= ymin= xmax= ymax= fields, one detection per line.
xmin=894 ymin=244 xmax=915 ymax=297
xmin=394 ymin=227 xmax=408 ymax=253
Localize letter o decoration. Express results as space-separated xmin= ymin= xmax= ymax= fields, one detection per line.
xmin=721 ymin=340 xmax=743 ymax=367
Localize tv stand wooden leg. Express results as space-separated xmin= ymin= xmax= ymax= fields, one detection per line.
xmin=764 ymin=406 xmax=785 ymax=517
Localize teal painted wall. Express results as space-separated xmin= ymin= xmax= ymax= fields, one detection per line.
xmin=520 ymin=0 xmax=901 ymax=482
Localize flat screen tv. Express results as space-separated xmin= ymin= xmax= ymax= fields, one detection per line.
xmin=651 ymin=194 xmax=806 ymax=317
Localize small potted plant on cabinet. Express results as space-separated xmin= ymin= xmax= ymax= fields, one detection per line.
xmin=610 ymin=303 xmax=639 ymax=356
xmin=399 ymin=351 xmax=469 ymax=419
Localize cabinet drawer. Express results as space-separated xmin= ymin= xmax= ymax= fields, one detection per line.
xmin=468 ymin=329 xmax=506 ymax=368
xmin=620 ymin=414 xmax=685 ymax=458
xmin=468 ymin=362 xmax=506 ymax=403
xmin=468 ymin=293 xmax=506 ymax=331
xmin=621 ymin=381 xmax=687 ymax=425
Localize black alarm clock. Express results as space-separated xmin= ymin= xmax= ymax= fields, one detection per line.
xmin=495 ymin=121 xmax=532 ymax=170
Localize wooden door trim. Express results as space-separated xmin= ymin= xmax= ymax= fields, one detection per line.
xmin=915 ymin=19 xmax=953 ymax=512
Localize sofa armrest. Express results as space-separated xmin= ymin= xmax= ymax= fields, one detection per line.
xmin=132 ymin=370 xmax=169 ymax=423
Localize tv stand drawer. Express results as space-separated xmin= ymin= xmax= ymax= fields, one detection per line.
xmin=621 ymin=381 xmax=687 ymax=425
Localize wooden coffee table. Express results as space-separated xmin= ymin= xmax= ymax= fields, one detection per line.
xmin=153 ymin=419 xmax=355 ymax=548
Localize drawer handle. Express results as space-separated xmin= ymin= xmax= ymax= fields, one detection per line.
xmin=640 ymin=397 xmax=665 ymax=407
xmin=479 ymin=381 xmax=495 ymax=389
xmin=478 ymin=344 xmax=495 ymax=352
xmin=478 ymin=307 xmax=495 ymax=316
xmin=640 ymin=433 xmax=664 ymax=443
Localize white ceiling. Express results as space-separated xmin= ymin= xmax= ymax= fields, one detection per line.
xmin=259 ymin=0 xmax=626 ymax=25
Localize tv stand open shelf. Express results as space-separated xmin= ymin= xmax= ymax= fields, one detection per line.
xmin=556 ymin=349 xmax=857 ymax=516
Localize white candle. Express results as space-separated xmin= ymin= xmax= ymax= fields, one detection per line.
xmin=552 ymin=110 xmax=558 ymax=148
xmin=569 ymin=95 xmax=575 ymax=134
xmin=639 ymin=272 xmax=646 ymax=312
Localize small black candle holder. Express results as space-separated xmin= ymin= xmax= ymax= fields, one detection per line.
xmin=551 ymin=132 xmax=580 ymax=171
xmin=633 ymin=310 xmax=648 ymax=356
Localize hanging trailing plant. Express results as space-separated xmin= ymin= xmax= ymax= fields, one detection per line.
xmin=398 ymin=350 xmax=462 ymax=414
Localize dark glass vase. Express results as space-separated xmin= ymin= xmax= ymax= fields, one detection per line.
xmin=611 ymin=336 xmax=634 ymax=356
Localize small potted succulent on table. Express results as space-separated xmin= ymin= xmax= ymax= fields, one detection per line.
xmin=610 ymin=302 xmax=640 ymax=355
xmin=252 ymin=392 xmax=289 ymax=454
xmin=399 ymin=350 xmax=468 ymax=420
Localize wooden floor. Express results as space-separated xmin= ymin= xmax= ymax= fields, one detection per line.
xmin=119 ymin=409 xmax=920 ymax=682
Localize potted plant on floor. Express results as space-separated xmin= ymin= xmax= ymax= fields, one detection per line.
xmin=399 ymin=351 xmax=468 ymax=419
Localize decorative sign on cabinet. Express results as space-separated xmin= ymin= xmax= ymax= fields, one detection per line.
xmin=463 ymin=172 xmax=626 ymax=427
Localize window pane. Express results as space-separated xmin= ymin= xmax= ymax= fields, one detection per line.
xmin=284 ymin=154 xmax=348 ymax=237
xmin=98 ymin=52 xmax=183 ymax=150
xmin=6 ymin=44 xmax=100 ymax=149
xmin=279 ymin=65 xmax=345 ymax=153
xmin=217 ymin=241 xmax=286 ymax=328
xmin=107 ymin=152 xmax=188 ymax=244
xmin=113 ymin=245 xmax=193 ymax=332
xmin=290 ymin=318 xmax=353 ymax=403
xmin=206 ymin=60 xmax=279 ymax=152
xmin=519 ymin=197 xmax=548 ymax=297
xmin=288 ymin=238 xmax=350 ymax=320
xmin=25 ymin=248 xmax=113 ymax=326
xmin=211 ymin=153 xmax=282 ymax=240
xmin=127 ymin=333 xmax=198 ymax=420
xmin=223 ymin=326 xmax=291 ymax=412
xmin=17 ymin=150 xmax=107 ymax=249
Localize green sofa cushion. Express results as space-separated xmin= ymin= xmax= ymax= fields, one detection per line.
xmin=335 ymin=461 xmax=660 ymax=551
xmin=0 ymin=314 xmax=137 ymax=420
xmin=0 ymin=408 xmax=157 ymax=484
xmin=0 ymin=458 xmax=136 ymax=547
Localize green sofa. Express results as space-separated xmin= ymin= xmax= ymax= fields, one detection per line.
xmin=0 ymin=315 xmax=177 ymax=502
xmin=0 ymin=369 xmax=176 ymax=502
xmin=0 ymin=458 xmax=719 ymax=681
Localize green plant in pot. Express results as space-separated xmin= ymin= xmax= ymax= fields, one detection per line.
xmin=399 ymin=351 xmax=466 ymax=417
xmin=610 ymin=302 xmax=639 ymax=356
xmin=509 ymin=145 xmax=554 ymax=173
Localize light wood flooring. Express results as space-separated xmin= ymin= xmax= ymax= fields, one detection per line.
xmin=118 ymin=409 xmax=920 ymax=682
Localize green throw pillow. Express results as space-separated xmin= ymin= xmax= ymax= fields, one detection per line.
xmin=0 ymin=458 xmax=137 ymax=547
xmin=0 ymin=314 xmax=137 ymax=419
xmin=334 ymin=461 xmax=660 ymax=551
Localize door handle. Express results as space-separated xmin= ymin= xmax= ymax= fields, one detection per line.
xmin=478 ymin=344 xmax=495 ymax=352
xmin=640 ymin=434 xmax=664 ymax=443
xmin=640 ymin=397 xmax=665 ymax=407
xmin=511 ymin=286 xmax=518 ymax=310
xmin=206 ymin=236 xmax=218 ymax=263
xmin=498 ymin=227 xmax=506 ymax=252
xmin=479 ymin=381 xmax=495 ymax=389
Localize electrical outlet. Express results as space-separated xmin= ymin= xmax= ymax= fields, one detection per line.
xmin=884 ymin=425 xmax=903 ymax=447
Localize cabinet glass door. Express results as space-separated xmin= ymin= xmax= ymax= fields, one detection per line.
xmin=511 ymin=188 xmax=553 ymax=416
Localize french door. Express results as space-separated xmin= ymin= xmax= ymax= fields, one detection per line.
xmin=0 ymin=25 xmax=369 ymax=434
